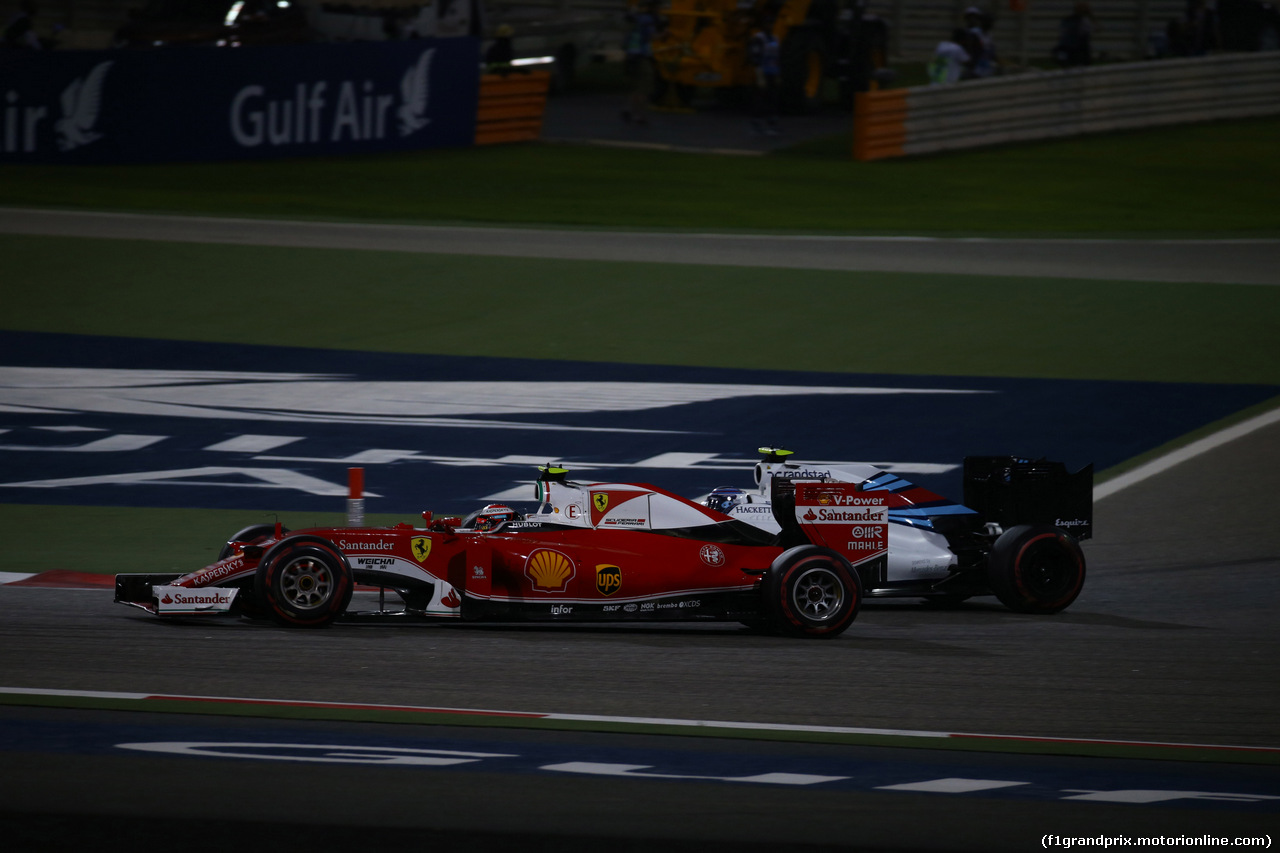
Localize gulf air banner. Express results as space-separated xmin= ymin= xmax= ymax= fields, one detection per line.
xmin=0 ymin=38 xmax=480 ymax=163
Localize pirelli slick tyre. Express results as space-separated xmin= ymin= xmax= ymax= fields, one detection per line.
xmin=764 ymin=546 xmax=861 ymax=638
xmin=987 ymin=524 xmax=1085 ymax=614
xmin=255 ymin=537 xmax=352 ymax=628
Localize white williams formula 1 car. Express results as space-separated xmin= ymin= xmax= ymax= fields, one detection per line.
xmin=700 ymin=449 xmax=1093 ymax=613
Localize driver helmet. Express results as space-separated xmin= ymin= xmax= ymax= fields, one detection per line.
xmin=469 ymin=503 xmax=519 ymax=531
xmin=703 ymin=487 xmax=747 ymax=515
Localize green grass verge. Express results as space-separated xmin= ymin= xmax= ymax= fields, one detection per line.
xmin=0 ymin=505 xmax=434 ymax=576
xmin=7 ymin=234 xmax=1280 ymax=384
xmin=2 ymin=117 xmax=1279 ymax=234
xmin=1 ymin=691 xmax=1274 ymax=764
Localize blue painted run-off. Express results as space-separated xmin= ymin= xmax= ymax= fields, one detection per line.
xmin=1 ymin=331 xmax=1275 ymax=516
xmin=0 ymin=716 xmax=1277 ymax=809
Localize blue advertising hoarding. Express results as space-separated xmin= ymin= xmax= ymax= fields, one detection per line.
xmin=0 ymin=38 xmax=480 ymax=163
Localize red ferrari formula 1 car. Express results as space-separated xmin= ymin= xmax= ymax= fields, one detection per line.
xmin=115 ymin=454 xmax=1091 ymax=639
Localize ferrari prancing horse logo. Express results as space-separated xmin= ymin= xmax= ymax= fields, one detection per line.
xmin=410 ymin=536 xmax=431 ymax=563
xmin=592 ymin=493 xmax=609 ymax=513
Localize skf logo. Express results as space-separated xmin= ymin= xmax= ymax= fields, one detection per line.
xmin=410 ymin=536 xmax=431 ymax=563
xmin=526 ymin=549 xmax=575 ymax=592
xmin=592 ymin=493 xmax=609 ymax=513
xmin=596 ymin=564 xmax=621 ymax=596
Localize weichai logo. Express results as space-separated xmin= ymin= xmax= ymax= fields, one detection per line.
xmin=595 ymin=564 xmax=621 ymax=596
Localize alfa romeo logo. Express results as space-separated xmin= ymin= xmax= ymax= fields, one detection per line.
xmin=699 ymin=544 xmax=725 ymax=567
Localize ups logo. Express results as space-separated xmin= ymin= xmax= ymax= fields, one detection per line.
xmin=595 ymin=564 xmax=621 ymax=596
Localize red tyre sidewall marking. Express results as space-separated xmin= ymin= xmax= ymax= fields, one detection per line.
xmin=1013 ymin=532 xmax=1083 ymax=609
xmin=264 ymin=542 xmax=350 ymax=626
xmin=779 ymin=557 xmax=854 ymax=635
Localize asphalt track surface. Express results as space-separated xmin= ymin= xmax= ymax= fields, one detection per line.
xmin=2 ymin=206 xmax=1279 ymax=285
xmin=1 ymin=418 xmax=1278 ymax=851
xmin=1 ymin=211 xmax=1277 ymax=850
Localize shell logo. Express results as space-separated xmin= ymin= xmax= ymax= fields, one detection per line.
xmin=525 ymin=549 xmax=575 ymax=592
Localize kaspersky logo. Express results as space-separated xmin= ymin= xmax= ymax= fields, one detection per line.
xmin=230 ymin=49 xmax=435 ymax=149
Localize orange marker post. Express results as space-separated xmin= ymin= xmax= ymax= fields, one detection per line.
xmin=347 ymin=467 xmax=365 ymax=528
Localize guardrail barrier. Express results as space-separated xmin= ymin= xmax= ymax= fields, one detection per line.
xmin=853 ymin=51 xmax=1280 ymax=161
xmin=474 ymin=70 xmax=552 ymax=145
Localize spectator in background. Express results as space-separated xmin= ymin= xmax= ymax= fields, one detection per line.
xmin=1054 ymin=2 xmax=1096 ymax=67
xmin=1183 ymin=0 xmax=1221 ymax=54
xmin=485 ymin=23 xmax=515 ymax=72
xmin=3 ymin=0 xmax=42 ymax=49
xmin=622 ymin=1 xmax=661 ymax=125
xmin=963 ymin=6 xmax=999 ymax=77
xmin=747 ymin=15 xmax=781 ymax=135
xmin=929 ymin=28 xmax=971 ymax=84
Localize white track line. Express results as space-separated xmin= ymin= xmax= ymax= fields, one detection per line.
xmin=3 ymin=686 xmax=1277 ymax=755
xmin=1096 ymin=405 xmax=1280 ymax=501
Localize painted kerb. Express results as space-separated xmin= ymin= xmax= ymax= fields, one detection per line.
xmin=853 ymin=52 xmax=1280 ymax=161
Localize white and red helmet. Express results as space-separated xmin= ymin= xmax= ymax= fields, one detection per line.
xmin=467 ymin=503 xmax=519 ymax=532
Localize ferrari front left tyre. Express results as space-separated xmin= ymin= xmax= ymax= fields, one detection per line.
xmin=255 ymin=538 xmax=353 ymax=628
xmin=765 ymin=547 xmax=861 ymax=638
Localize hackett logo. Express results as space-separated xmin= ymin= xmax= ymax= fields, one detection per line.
xmin=229 ymin=49 xmax=435 ymax=149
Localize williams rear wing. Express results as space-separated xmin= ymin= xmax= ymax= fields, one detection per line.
xmin=963 ymin=456 xmax=1093 ymax=540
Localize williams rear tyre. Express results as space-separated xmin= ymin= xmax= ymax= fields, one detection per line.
xmin=764 ymin=546 xmax=861 ymax=638
xmin=218 ymin=523 xmax=288 ymax=561
xmin=255 ymin=538 xmax=353 ymax=628
xmin=986 ymin=524 xmax=1085 ymax=614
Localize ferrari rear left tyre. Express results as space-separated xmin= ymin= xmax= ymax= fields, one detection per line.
xmin=765 ymin=547 xmax=861 ymax=638
xmin=986 ymin=524 xmax=1085 ymax=614
xmin=255 ymin=539 xmax=352 ymax=628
